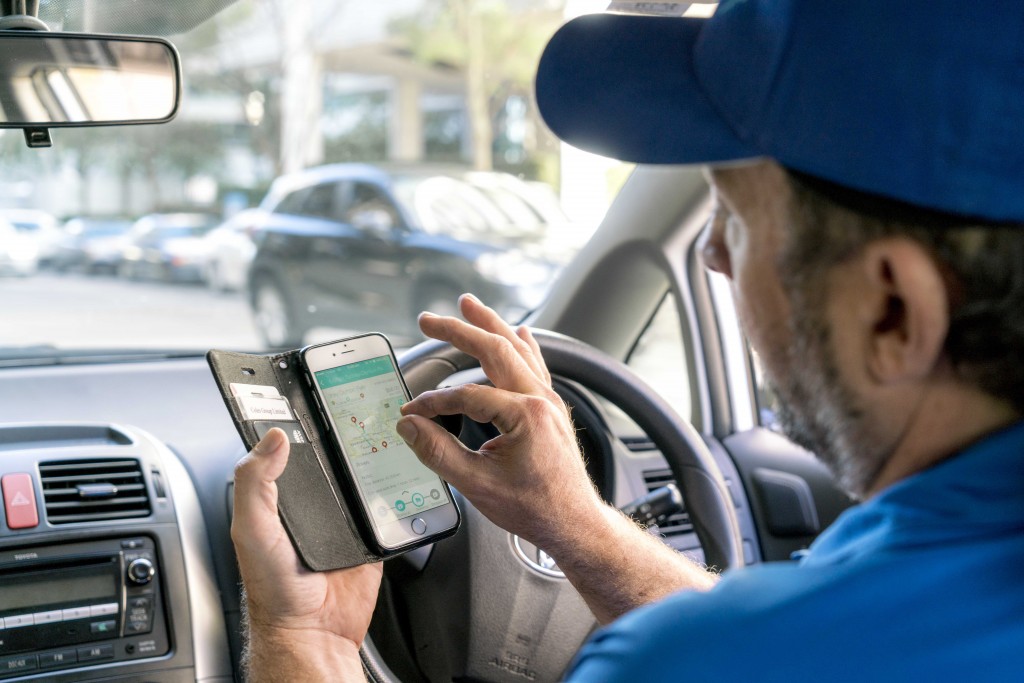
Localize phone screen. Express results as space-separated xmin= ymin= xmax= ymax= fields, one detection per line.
xmin=313 ymin=355 xmax=449 ymax=525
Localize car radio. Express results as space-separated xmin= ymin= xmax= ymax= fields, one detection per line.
xmin=0 ymin=536 xmax=170 ymax=678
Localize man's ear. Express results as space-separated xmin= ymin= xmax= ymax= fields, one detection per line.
xmin=860 ymin=238 xmax=949 ymax=383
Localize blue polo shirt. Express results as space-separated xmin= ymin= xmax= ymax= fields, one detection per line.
xmin=569 ymin=422 xmax=1024 ymax=681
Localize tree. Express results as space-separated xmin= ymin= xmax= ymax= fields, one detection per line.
xmin=392 ymin=0 xmax=564 ymax=175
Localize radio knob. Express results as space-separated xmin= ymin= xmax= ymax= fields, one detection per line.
xmin=127 ymin=558 xmax=155 ymax=585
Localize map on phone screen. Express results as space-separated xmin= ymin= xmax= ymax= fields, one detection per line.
xmin=314 ymin=355 xmax=447 ymax=522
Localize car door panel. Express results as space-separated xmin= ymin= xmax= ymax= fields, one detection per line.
xmin=720 ymin=427 xmax=855 ymax=562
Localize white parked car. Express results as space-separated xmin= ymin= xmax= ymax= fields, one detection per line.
xmin=0 ymin=216 xmax=39 ymax=277
xmin=202 ymin=208 xmax=266 ymax=292
xmin=0 ymin=209 xmax=60 ymax=268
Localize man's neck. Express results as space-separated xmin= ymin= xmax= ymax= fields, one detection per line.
xmin=866 ymin=384 xmax=1019 ymax=497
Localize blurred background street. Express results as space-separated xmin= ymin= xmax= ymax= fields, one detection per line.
xmin=2 ymin=273 xmax=262 ymax=350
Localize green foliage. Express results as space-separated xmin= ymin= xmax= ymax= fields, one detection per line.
xmin=389 ymin=0 xmax=564 ymax=180
xmin=393 ymin=0 xmax=562 ymax=92
xmin=322 ymin=91 xmax=389 ymax=163
xmin=171 ymin=1 xmax=256 ymax=53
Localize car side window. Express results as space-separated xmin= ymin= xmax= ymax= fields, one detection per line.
xmin=346 ymin=182 xmax=403 ymax=230
xmin=301 ymin=182 xmax=337 ymax=220
xmin=750 ymin=350 xmax=783 ymax=431
xmin=274 ymin=187 xmax=310 ymax=216
xmin=626 ymin=293 xmax=693 ymax=422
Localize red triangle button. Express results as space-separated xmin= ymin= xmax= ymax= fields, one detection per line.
xmin=2 ymin=473 xmax=39 ymax=529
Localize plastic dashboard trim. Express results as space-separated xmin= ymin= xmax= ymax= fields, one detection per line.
xmin=0 ymin=422 xmax=233 ymax=682
xmin=152 ymin=425 xmax=234 ymax=682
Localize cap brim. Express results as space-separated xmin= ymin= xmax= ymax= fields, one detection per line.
xmin=536 ymin=13 xmax=757 ymax=165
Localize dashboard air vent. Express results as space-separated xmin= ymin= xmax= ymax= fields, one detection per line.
xmin=642 ymin=468 xmax=694 ymax=537
xmin=39 ymin=458 xmax=151 ymax=524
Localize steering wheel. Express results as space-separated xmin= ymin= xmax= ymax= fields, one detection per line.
xmin=360 ymin=329 xmax=743 ymax=682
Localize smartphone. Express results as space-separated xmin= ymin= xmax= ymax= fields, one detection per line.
xmin=301 ymin=333 xmax=460 ymax=552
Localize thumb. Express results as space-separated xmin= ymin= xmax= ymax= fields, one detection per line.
xmin=396 ymin=415 xmax=476 ymax=488
xmin=233 ymin=428 xmax=290 ymax=526
xmin=241 ymin=427 xmax=290 ymax=481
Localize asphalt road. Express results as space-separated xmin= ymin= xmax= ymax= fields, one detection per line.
xmin=1 ymin=272 xmax=265 ymax=352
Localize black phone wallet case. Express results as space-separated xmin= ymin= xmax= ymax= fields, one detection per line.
xmin=207 ymin=348 xmax=459 ymax=571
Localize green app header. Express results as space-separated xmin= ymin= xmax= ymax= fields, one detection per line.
xmin=314 ymin=355 xmax=395 ymax=389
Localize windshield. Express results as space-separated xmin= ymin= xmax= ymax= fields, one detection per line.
xmin=1 ymin=0 xmax=632 ymax=358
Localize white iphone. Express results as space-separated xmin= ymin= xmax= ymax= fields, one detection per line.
xmin=301 ymin=333 xmax=460 ymax=552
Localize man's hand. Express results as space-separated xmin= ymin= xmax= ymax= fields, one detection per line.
xmin=232 ymin=427 xmax=383 ymax=682
xmin=395 ymin=294 xmax=605 ymax=553
xmin=397 ymin=295 xmax=717 ymax=623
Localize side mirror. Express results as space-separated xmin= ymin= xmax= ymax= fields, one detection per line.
xmin=0 ymin=31 xmax=181 ymax=147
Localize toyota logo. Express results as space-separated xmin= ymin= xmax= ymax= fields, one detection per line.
xmin=511 ymin=535 xmax=566 ymax=579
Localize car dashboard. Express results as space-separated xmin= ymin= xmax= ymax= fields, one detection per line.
xmin=0 ymin=353 xmax=844 ymax=682
xmin=0 ymin=359 xmax=238 ymax=682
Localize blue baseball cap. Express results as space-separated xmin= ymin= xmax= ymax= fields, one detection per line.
xmin=535 ymin=1 xmax=1024 ymax=222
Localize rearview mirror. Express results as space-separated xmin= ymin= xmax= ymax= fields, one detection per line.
xmin=0 ymin=32 xmax=180 ymax=132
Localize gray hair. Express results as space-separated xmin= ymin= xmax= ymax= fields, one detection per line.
xmin=781 ymin=170 xmax=1024 ymax=414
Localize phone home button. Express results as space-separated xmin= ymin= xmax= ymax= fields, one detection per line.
xmin=411 ymin=518 xmax=428 ymax=535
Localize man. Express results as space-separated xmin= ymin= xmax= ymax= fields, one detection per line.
xmin=232 ymin=1 xmax=1024 ymax=680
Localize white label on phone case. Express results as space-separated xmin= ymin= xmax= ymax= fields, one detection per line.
xmin=237 ymin=394 xmax=294 ymax=421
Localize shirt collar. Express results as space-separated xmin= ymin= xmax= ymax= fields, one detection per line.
xmin=802 ymin=420 xmax=1024 ymax=566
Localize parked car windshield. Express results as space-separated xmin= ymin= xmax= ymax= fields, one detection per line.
xmin=393 ymin=175 xmax=553 ymax=240
xmin=0 ymin=0 xmax=637 ymax=358
xmin=155 ymin=226 xmax=215 ymax=238
xmin=66 ymin=220 xmax=132 ymax=237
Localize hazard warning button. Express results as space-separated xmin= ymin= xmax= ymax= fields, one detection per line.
xmin=2 ymin=473 xmax=39 ymax=529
